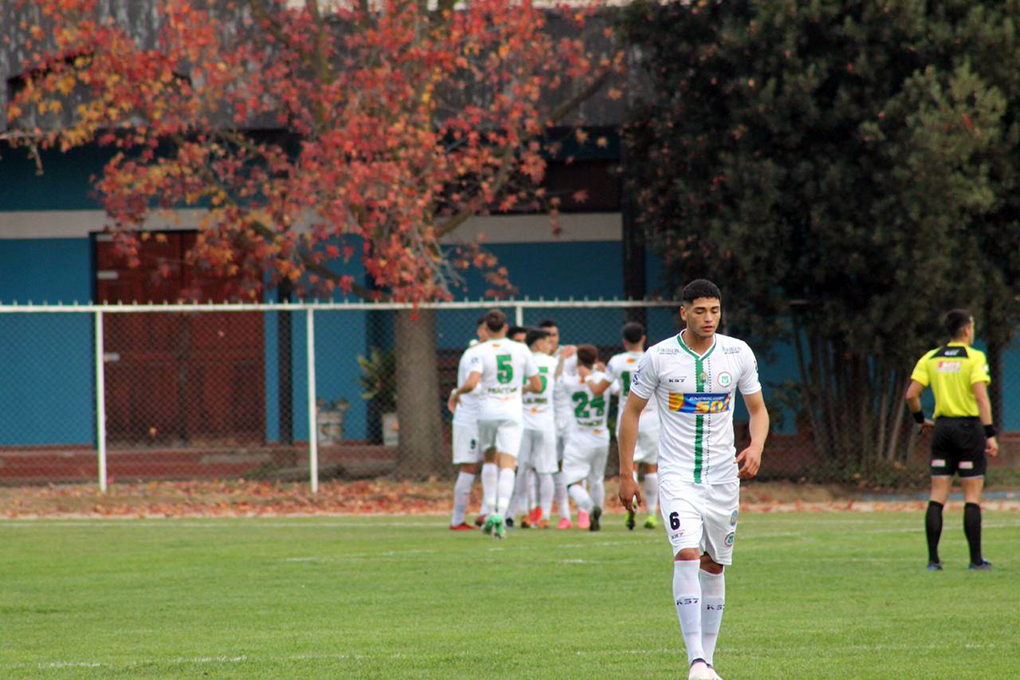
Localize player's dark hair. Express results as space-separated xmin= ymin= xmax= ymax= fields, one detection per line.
xmin=484 ymin=309 xmax=507 ymax=332
xmin=945 ymin=309 xmax=972 ymax=339
xmin=682 ymin=279 xmax=722 ymax=305
xmin=622 ymin=322 xmax=645 ymax=344
xmin=525 ymin=328 xmax=549 ymax=347
xmin=507 ymin=325 xmax=527 ymax=340
xmin=577 ymin=344 xmax=598 ymax=368
xmin=476 ymin=315 xmax=487 ymax=327
xmin=538 ymin=319 xmax=558 ymax=329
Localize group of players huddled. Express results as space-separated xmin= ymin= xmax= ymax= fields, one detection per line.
xmin=447 ymin=310 xmax=661 ymax=538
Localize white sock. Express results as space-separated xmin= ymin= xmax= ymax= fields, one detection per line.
xmin=644 ymin=473 xmax=659 ymax=516
xmin=506 ymin=465 xmax=529 ymax=519
xmin=496 ymin=467 xmax=516 ymax=516
xmin=554 ymin=471 xmax=572 ymax=520
xmin=568 ymin=483 xmax=593 ymax=514
xmin=673 ymin=559 xmax=705 ymax=666
xmin=451 ymin=471 xmax=475 ymax=526
xmin=539 ymin=473 xmax=554 ymax=521
xmin=700 ymin=570 xmax=725 ymax=666
xmin=481 ymin=462 xmax=498 ymax=514
xmin=590 ymin=476 xmax=605 ymax=509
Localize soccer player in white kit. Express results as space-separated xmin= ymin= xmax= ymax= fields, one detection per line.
xmin=450 ymin=309 xmax=540 ymax=539
xmin=506 ymin=328 xmax=559 ymax=528
xmin=589 ymin=321 xmax=661 ymax=530
xmin=560 ymin=345 xmax=610 ymax=531
xmin=539 ymin=319 xmax=577 ymax=529
xmin=446 ymin=317 xmax=489 ymax=530
xmin=619 ymin=280 xmax=769 ymax=680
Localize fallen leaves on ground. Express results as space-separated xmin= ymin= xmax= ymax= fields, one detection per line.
xmin=0 ymin=479 xmax=1018 ymax=519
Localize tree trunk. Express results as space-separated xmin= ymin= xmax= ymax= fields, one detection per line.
xmin=393 ymin=309 xmax=446 ymax=479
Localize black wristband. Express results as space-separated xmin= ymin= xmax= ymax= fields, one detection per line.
xmin=912 ymin=411 xmax=925 ymax=424
xmin=984 ymin=424 xmax=996 ymax=438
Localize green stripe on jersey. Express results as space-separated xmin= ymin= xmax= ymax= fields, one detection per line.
xmin=694 ymin=356 xmax=704 ymax=483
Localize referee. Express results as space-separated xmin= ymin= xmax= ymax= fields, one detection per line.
xmin=905 ymin=309 xmax=998 ymax=571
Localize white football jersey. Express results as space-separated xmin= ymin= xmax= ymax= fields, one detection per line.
xmin=630 ymin=331 xmax=761 ymax=484
xmin=553 ymin=350 xmax=578 ymax=433
xmin=452 ymin=343 xmax=484 ymax=427
xmin=473 ymin=338 xmax=539 ymax=422
xmin=523 ymin=352 xmax=558 ymax=431
xmin=559 ymin=371 xmax=610 ymax=446
xmin=606 ymin=350 xmax=660 ymax=437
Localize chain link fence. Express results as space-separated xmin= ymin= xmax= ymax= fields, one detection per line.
xmin=1 ymin=301 xmax=1017 ymax=489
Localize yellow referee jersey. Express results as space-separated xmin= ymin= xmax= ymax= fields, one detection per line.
xmin=910 ymin=343 xmax=991 ymax=418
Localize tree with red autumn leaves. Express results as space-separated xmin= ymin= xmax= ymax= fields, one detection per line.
xmin=5 ymin=0 xmax=623 ymax=477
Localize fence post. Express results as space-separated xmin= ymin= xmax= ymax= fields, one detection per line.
xmin=515 ymin=303 xmax=524 ymax=327
xmin=94 ymin=309 xmax=108 ymax=493
xmin=306 ymin=307 xmax=319 ymax=494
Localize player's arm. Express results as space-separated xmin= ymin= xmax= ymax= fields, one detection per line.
xmin=448 ymin=370 xmax=481 ymax=413
xmin=972 ymin=381 xmax=998 ymax=457
xmin=587 ymin=373 xmax=613 ymax=397
xmin=523 ymin=353 xmax=542 ymax=394
xmin=617 ymin=394 xmax=645 ymax=511
xmin=904 ymin=380 xmax=934 ymax=434
xmin=735 ymin=391 xmax=769 ymax=479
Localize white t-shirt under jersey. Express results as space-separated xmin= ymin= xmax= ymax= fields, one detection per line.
xmin=473 ymin=338 xmax=539 ymax=423
xmin=630 ymin=331 xmax=761 ymax=485
xmin=606 ymin=350 xmax=660 ymax=437
xmin=559 ymin=371 xmax=610 ymax=447
xmin=452 ymin=343 xmax=484 ymax=427
xmin=523 ymin=352 xmax=558 ymax=431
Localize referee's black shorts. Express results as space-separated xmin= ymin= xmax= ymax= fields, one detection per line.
xmin=931 ymin=417 xmax=987 ymax=478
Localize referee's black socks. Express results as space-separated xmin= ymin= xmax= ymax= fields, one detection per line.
xmin=964 ymin=502 xmax=983 ymax=565
xmin=925 ymin=501 xmax=943 ymax=564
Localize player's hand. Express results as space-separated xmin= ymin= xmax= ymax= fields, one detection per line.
xmin=619 ymin=475 xmax=643 ymax=512
xmin=917 ymin=419 xmax=934 ymax=435
xmin=561 ymin=345 xmax=577 ymax=358
xmin=736 ymin=444 xmax=763 ymax=479
xmin=595 ymin=361 xmax=606 ymax=371
xmin=447 ymin=392 xmax=459 ymax=414
xmin=986 ymin=436 xmax=999 ymax=458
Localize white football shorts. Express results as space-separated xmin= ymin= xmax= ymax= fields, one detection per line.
xmin=658 ymin=476 xmax=740 ymax=565
xmin=451 ymin=423 xmax=481 ymax=465
xmin=561 ymin=440 xmax=609 ymax=486
xmin=518 ymin=427 xmax=558 ymax=474
xmin=633 ymin=426 xmax=660 ymax=465
xmin=477 ymin=419 xmax=524 ymax=458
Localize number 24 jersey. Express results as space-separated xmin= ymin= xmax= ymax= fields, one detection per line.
xmin=630 ymin=332 xmax=761 ymax=485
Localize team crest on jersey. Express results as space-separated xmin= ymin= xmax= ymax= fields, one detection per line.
xmin=725 ymin=532 xmax=735 ymax=546
xmin=718 ymin=371 xmax=733 ymax=388
xmin=729 ymin=510 xmax=739 ymax=526
xmin=668 ymin=393 xmax=732 ymax=414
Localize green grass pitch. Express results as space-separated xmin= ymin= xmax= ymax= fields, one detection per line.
xmin=2 ymin=511 xmax=1018 ymax=678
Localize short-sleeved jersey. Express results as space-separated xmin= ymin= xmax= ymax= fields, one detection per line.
xmin=560 ymin=371 xmax=610 ymax=446
xmin=630 ymin=331 xmax=761 ymax=485
xmin=452 ymin=343 xmax=484 ymax=427
xmin=523 ymin=352 xmax=559 ymax=431
xmin=473 ymin=338 xmax=539 ymax=422
xmin=910 ymin=343 xmax=990 ymax=419
xmin=606 ymin=351 xmax=660 ymax=436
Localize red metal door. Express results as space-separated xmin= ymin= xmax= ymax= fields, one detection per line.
xmin=95 ymin=232 xmax=265 ymax=446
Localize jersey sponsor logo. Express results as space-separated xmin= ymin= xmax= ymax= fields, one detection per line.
xmin=959 ymin=461 xmax=974 ymax=470
xmin=667 ymin=377 xmax=686 ymax=384
xmin=931 ymin=459 xmax=946 ymax=467
xmin=935 ymin=346 xmax=967 ymax=358
xmin=675 ymin=597 xmax=699 ymax=606
xmin=936 ymin=361 xmax=962 ymax=373
xmin=658 ymin=348 xmax=680 ymax=355
xmin=626 ymin=357 xmax=637 ymax=364
xmin=724 ymin=347 xmax=741 ymax=354
xmin=718 ymin=371 xmax=733 ymax=388
xmin=667 ymin=392 xmax=733 ymax=414
xmin=730 ymin=510 xmax=739 ymax=526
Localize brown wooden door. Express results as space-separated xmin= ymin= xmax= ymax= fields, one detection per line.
xmin=95 ymin=232 xmax=265 ymax=446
